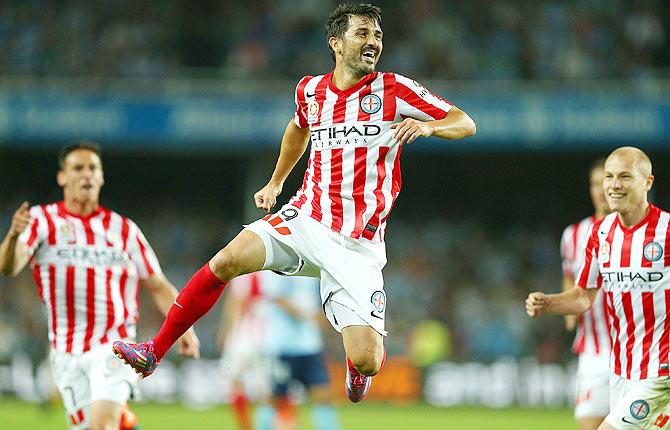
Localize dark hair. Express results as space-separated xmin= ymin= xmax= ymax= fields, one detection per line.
xmin=325 ymin=3 xmax=381 ymax=62
xmin=58 ymin=141 xmax=102 ymax=169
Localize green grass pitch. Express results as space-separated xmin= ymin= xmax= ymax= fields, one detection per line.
xmin=0 ymin=399 xmax=574 ymax=429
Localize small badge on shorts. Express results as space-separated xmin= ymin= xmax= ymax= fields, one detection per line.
xmin=371 ymin=291 xmax=386 ymax=313
xmin=630 ymin=399 xmax=650 ymax=420
xmin=643 ymin=242 xmax=663 ymax=262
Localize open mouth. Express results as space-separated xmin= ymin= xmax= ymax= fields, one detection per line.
xmin=362 ymin=50 xmax=376 ymax=62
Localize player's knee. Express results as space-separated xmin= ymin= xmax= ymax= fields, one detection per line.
xmin=210 ymin=248 xmax=243 ymax=281
xmin=349 ymin=350 xmax=383 ymax=376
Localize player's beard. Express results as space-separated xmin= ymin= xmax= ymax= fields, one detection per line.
xmin=342 ymin=43 xmax=376 ymax=79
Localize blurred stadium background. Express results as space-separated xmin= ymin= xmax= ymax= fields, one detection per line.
xmin=0 ymin=0 xmax=669 ymax=428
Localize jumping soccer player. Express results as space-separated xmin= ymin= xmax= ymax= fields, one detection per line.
xmin=114 ymin=3 xmax=475 ymax=403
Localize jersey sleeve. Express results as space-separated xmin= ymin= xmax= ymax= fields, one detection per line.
xmin=17 ymin=205 xmax=47 ymax=256
xmin=394 ymin=74 xmax=453 ymax=121
xmin=560 ymin=225 xmax=575 ymax=278
xmin=126 ymin=221 xmax=162 ymax=279
xmin=292 ymin=75 xmax=313 ymax=129
xmin=575 ymin=224 xmax=602 ymax=289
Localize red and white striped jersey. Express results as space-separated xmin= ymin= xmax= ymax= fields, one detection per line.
xmin=289 ymin=71 xmax=453 ymax=242
xmin=561 ymin=216 xmax=611 ymax=356
xmin=576 ymin=204 xmax=670 ymax=380
xmin=18 ymin=201 xmax=161 ymax=355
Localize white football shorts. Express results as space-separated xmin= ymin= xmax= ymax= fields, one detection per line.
xmin=244 ymin=204 xmax=388 ymax=336
xmin=574 ymin=352 xmax=610 ymax=419
xmin=605 ymin=373 xmax=670 ymax=429
xmin=49 ymin=343 xmax=140 ymax=429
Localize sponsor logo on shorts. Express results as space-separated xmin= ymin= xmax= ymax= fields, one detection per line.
xmin=371 ymin=291 xmax=386 ymax=313
xmin=643 ymin=241 xmax=663 ymax=262
xmin=630 ymin=399 xmax=650 ymax=420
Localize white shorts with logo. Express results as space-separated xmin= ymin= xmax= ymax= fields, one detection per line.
xmin=605 ymin=373 xmax=670 ymax=429
xmin=244 ymin=205 xmax=388 ymax=336
xmin=574 ymin=352 xmax=610 ymax=419
xmin=49 ymin=343 xmax=140 ymax=429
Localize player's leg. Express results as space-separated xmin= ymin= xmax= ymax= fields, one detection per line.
xmin=49 ymin=351 xmax=91 ymax=429
xmin=574 ymin=354 xmax=609 ymax=430
xmin=88 ymin=400 xmax=124 ymax=430
xmin=114 ymin=229 xmax=266 ymax=375
xmin=230 ymin=380 xmax=252 ymax=430
xmin=341 ymin=326 xmax=385 ymax=376
xmin=298 ymin=354 xmax=340 ymax=430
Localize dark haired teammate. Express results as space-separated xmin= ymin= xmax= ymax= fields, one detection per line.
xmin=0 ymin=142 xmax=199 ymax=430
xmin=114 ymin=3 xmax=475 ymax=403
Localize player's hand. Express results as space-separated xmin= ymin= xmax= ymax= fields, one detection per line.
xmin=177 ymin=328 xmax=201 ymax=358
xmin=9 ymin=202 xmax=31 ymax=239
xmin=390 ymin=118 xmax=434 ymax=144
xmin=254 ymin=182 xmax=283 ymax=213
xmin=525 ymin=292 xmax=548 ymax=318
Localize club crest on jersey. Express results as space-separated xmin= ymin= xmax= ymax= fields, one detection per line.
xmin=371 ymin=291 xmax=386 ymax=313
xmin=630 ymin=399 xmax=649 ymax=420
xmin=643 ymin=242 xmax=663 ymax=262
xmin=598 ymin=242 xmax=610 ymax=263
xmin=307 ymin=100 xmax=320 ymax=119
xmin=360 ymin=94 xmax=381 ymax=114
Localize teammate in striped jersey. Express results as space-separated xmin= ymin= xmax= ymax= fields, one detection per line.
xmin=114 ymin=3 xmax=476 ymax=403
xmin=527 ymin=147 xmax=670 ymax=430
xmin=560 ymin=159 xmax=611 ymax=430
xmin=0 ymin=142 xmax=200 ymax=430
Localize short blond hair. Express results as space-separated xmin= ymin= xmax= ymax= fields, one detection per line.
xmin=607 ymin=146 xmax=652 ymax=178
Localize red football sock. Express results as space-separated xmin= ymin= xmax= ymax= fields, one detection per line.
xmin=152 ymin=263 xmax=227 ymax=359
xmin=232 ymin=392 xmax=251 ymax=430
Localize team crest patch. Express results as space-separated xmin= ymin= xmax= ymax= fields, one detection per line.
xmin=630 ymin=399 xmax=650 ymax=420
xmin=360 ymin=94 xmax=381 ymax=114
xmin=371 ymin=291 xmax=386 ymax=313
xmin=598 ymin=242 xmax=610 ymax=264
xmin=307 ymin=100 xmax=319 ymax=117
xmin=643 ymin=242 xmax=663 ymax=262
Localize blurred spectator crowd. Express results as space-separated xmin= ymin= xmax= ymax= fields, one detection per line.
xmin=0 ymin=0 xmax=667 ymax=81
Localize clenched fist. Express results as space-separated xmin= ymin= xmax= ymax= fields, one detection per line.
xmin=10 ymin=202 xmax=31 ymax=239
xmin=525 ymin=292 xmax=549 ymax=318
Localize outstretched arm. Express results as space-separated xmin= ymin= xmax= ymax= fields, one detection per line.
xmin=561 ymin=275 xmax=579 ymax=330
xmin=390 ymin=106 xmax=476 ymax=144
xmin=254 ymin=120 xmax=311 ymax=213
xmin=526 ymin=285 xmax=599 ymax=318
xmin=0 ymin=202 xmax=32 ymax=277
xmin=141 ymin=273 xmax=201 ymax=357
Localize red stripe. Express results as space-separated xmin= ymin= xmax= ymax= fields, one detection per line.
xmin=570 ymin=222 xmax=580 ymax=272
xmin=396 ymin=82 xmax=448 ymax=119
xmin=620 ymin=230 xmax=633 ymax=267
xmin=641 ymin=210 xmax=661 ymax=267
xmin=362 ymin=146 xmax=389 ymax=240
xmin=659 ymin=290 xmax=670 ymax=377
xmin=329 ymin=148 xmax=344 ymax=230
xmin=603 ymin=292 xmax=612 ymax=350
xmin=121 ymin=217 xmax=130 ymax=251
xmin=136 ymin=233 xmax=156 ymax=276
xmin=639 ymin=292 xmax=656 ymax=379
xmin=588 ymin=308 xmax=600 ymax=354
xmin=117 ymin=270 xmax=129 ymax=339
xmin=577 ymin=234 xmax=596 ymax=288
xmin=26 ymin=216 xmax=40 ymax=248
xmin=357 ymin=83 xmax=372 ymax=122
xmin=313 ymin=76 xmax=329 ymax=126
xmin=77 ymin=409 xmax=84 ymax=424
xmin=43 ymin=206 xmax=56 ymax=245
xmin=32 ymin=265 xmax=44 ymax=304
xmin=83 ymin=268 xmax=96 ymax=352
xmin=332 ymin=92 xmax=347 ymax=124
xmin=65 ymin=266 xmax=75 ymax=353
xmin=99 ymin=269 xmax=114 ymax=345
xmin=310 ymin=151 xmax=323 ymax=221
xmin=379 ymin=146 xmax=403 ymax=228
xmin=82 ymin=219 xmax=95 ymax=245
xmin=101 ymin=209 xmax=112 ymax=245
xmin=602 ymin=221 xmax=617 ymax=268
xmin=621 ymin=292 xmax=635 ymax=378
xmin=608 ymin=292 xmax=622 ymax=375
xmin=352 ymin=147 xmax=368 ymax=236
xmin=49 ymin=265 xmax=57 ymax=349
xmin=292 ymin=156 xmax=312 ymax=209
xmin=295 ymin=76 xmax=311 ymax=128
xmin=382 ymin=73 xmax=396 ymax=121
